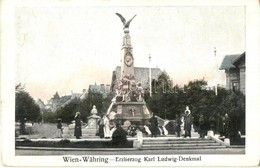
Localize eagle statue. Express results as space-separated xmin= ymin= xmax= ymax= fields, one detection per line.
xmin=116 ymin=13 xmax=137 ymax=30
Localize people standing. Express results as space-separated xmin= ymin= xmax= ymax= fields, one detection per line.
xmin=198 ymin=114 xmax=205 ymax=138
xmin=180 ymin=115 xmax=185 ymax=136
xmin=149 ymin=113 xmax=158 ymax=138
xmin=74 ymin=112 xmax=82 ymax=139
xmin=112 ymin=123 xmax=128 ymax=146
xmin=127 ymin=125 xmax=137 ymax=137
xmin=184 ymin=107 xmax=192 ymax=138
xmin=223 ymin=113 xmax=230 ymax=138
xmin=98 ymin=115 xmax=105 ymax=138
xmin=20 ymin=118 xmax=27 ymax=135
xmin=57 ymin=118 xmax=63 ymax=138
xmin=103 ymin=114 xmax=110 ymax=139
xmin=217 ymin=114 xmax=225 ymax=137
xmin=175 ymin=114 xmax=182 ymax=137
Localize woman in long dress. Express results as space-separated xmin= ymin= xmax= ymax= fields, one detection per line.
xmin=184 ymin=109 xmax=192 ymax=138
xmin=103 ymin=115 xmax=110 ymax=139
xmin=74 ymin=112 xmax=82 ymax=139
xmin=98 ymin=115 xmax=104 ymax=138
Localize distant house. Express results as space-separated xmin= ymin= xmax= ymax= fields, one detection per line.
xmin=45 ymin=92 xmax=60 ymax=112
xmin=45 ymin=90 xmax=87 ymax=112
xmin=111 ymin=66 xmax=162 ymax=93
xmin=36 ymin=99 xmax=46 ymax=111
xmin=219 ymin=52 xmax=245 ymax=94
xmin=88 ymin=83 xmax=111 ymax=97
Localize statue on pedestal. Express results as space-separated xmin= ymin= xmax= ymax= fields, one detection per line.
xmin=87 ymin=105 xmax=101 ymax=135
xmin=91 ymin=105 xmax=98 ymax=115
xmin=116 ymin=13 xmax=137 ymax=30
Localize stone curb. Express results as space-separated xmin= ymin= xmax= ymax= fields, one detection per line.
xmin=16 ymin=146 xmax=138 ymax=151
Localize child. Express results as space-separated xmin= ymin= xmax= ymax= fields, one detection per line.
xmin=57 ymin=118 xmax=63 ymax=138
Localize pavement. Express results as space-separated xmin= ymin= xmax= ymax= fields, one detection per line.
xmin=15 ymin=135 xmax=245 ymax=155
xmin=16 ymin=147 xmax=245 ymax=155
xmin=16 ymin=134 xmax=177 ymax=141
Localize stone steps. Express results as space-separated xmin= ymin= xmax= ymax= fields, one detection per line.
xmin=142 ymin=142 xmax=222 ymax=147
xmin=141 ymin=137 xmax=226 ymax=150
xmin=143 ymin=140 xmax=215 ymax=144
xmin=141 ymin=145 xmax=226 ymax=150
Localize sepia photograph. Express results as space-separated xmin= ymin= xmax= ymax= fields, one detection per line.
xmin=1 ymin=0 xmax=259 ymax=167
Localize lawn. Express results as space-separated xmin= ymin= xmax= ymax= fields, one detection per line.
xmin=16 ymin=123 xmax=76 ymax=139
xmin=15 ymin=123 xmax=134 ymax=148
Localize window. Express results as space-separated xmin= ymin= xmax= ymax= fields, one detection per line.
xmin=232 ymin=81 xmax=239 ymax=91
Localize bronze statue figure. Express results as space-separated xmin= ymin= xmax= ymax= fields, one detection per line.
xmin=116 ymin=13 xmax=137 ymax=30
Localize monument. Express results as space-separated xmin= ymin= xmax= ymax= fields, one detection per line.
xmin=106 ymin=13 xmax=152 ymax=128
xmin=86 ymin=105 xmax=101 ymax=135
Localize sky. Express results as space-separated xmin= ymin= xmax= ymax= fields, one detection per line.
xmin=15 ymin=5 xmax=246 ymax=103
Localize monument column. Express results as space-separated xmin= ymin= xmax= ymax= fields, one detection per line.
xmin=115 ymin=13 xmax=137 ymax=97
xmin=108 ymin=13 xmax=151 ymax=126
xmin=120 ymin=29 xmax=135 ymax=80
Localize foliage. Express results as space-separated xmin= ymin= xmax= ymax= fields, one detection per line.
xmin=145 ymin=72 xmax=245 ymax=138
xmin=15 ymin=84 xmax=41 ymax=123
xmin=54 ymin=91 xmax=112 ymax=123
xmin=220 ymin=91 xmax=245 ymax=136
xmin=55 ymin=98 xmax=81 ymax=123
xmin=42 ymin=110 xmax=56 ymax=123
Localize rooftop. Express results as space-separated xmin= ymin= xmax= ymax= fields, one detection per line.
xmin=219 ymin=52 xmax=245 ymax=70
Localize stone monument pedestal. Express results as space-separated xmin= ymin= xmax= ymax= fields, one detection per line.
xmin=207 ymin=130 xmax=214 ymax=137
xmin=86 ymin=114 xmax=100 ymax=135
xmin=224 ymin=138 xmax=230 ymax=146
xmin=86 ymin=105 xmax=100 ymax=135
xmin=112 ymin=101 xmax=151 ymax=127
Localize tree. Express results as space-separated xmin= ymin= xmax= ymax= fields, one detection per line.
xmin=15 ymin=84 xmax=40 ymax=134
xmin=219 ymin=91 xmax=245 ymax=140
xmin=55 ymin=98 xmax=80 ymax=124
xmin=151 ymin=70 xmax=173 ymax=94
xmin=42 ymin=110 xmax=56 ymax=123
xmin=55 ymin=91 xmax=112 ymax=123
xmin=146 ymin=71 xmax=177 ymax=119
xmin=146 ymin=72 xmax=245 ymax=141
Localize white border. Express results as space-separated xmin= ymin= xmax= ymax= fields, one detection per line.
xmin=1 ymin=0 xmax=260 ymax=167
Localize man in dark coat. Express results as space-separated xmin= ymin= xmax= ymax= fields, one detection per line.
xmin=184 ymin=110 xmax=192 ymax=138
xmin=149 ymin=113 xmax=158 ymax=138
xmin=198 ymin=114 xmax=206 ymax=138
xmin=112 ymin=123 xmax=128 ymax=146
xmin=98 ymin=115 xmax=105 ymax=138
xmin=74 ymin=112 xmax=82 ymax=139
xmin=223 ymin=113 xmax=230 ymax=138
xmin=57 ymin=118 xmax=63 ymax=138
xmin=175 ymin=114 xmax=182 ymax=137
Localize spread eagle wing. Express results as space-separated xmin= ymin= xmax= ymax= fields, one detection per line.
xmin=116 ymin=13 xmax=126 ymax=25
xmin=125 ymin=14 xmax=137 ymax=28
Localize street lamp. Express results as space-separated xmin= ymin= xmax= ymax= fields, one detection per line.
xmin=149 ymin=54 xmax=152 ymax=97
xmin=214 ymin=47 xmax=218 ymax=96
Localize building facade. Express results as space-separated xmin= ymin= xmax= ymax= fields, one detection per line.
xmin=41 ymin=90 xmax=87 ymax=113
xmin=219 ymin=52 xmax=245 ymax=94
xmin=88 ymin=83 xmax=111 ymax=98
